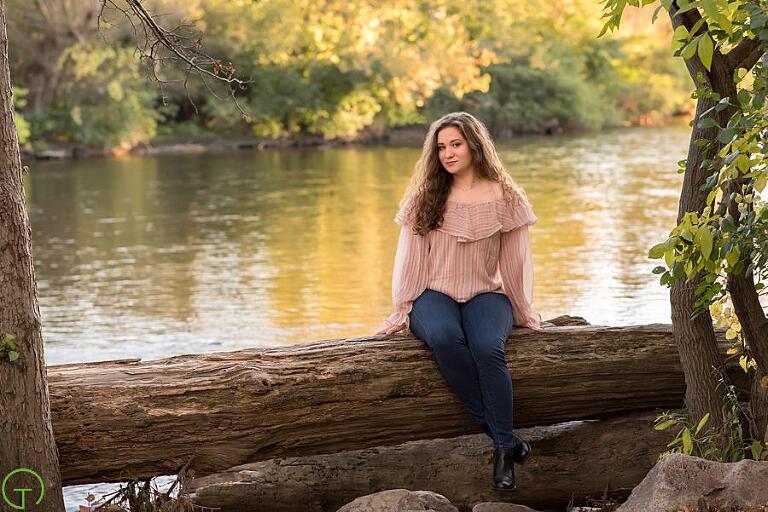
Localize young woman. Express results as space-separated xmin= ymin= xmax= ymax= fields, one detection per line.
xmin=376 ymin=111 xmax=543 ymax=492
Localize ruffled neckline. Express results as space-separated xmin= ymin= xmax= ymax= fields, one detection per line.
xmin=395 ymin=191 xmax=537 ymax=243
xmin=444 ymin=197 xmax=505 ymax=206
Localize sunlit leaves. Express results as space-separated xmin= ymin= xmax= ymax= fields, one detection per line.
xmin=1 ymin=333 xmax=19 ymax=363
xmin=697 ymin=34 xmax=714 ymax=70
xmin=695 ymin=225 xmax=713 ymax=260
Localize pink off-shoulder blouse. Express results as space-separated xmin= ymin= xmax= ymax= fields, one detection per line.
xmin=382 ymin=183 xmax=542 ymax=334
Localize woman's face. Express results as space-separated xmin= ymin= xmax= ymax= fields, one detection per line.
xmin=436 ymin=126 xmax=473 ymax=176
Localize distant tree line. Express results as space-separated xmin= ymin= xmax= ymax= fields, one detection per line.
xmin=8 ymin=0 xmax=693 ymax=150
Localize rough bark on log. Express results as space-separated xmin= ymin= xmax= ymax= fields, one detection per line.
xmin=187 ymin=410 xmax=674 ymax=512
xmin=47 ymin=319 xmax=737 ymax=485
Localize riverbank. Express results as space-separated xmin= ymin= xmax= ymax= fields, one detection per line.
xmin=20 ymin=115 xmax=690 ymax=162
xmin=20 ymin=125 xmax=431 ymax=161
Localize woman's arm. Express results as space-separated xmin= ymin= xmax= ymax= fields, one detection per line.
xmin=376 ymin=226 xmax=430 ymax=335
xmin=499 ymin=225 xmax=543 ymax=330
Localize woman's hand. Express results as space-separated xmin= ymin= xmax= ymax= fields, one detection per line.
xmin=375 ymin=322 xmax=406 ymax=336
xmin=516 ymin=312 xmax=544 ymax=331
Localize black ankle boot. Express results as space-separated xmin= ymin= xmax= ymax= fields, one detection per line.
xmin=492 ymin=447 xmax=516 ymax=491
xmin=513 ymin=436 xmax=532 ymax=464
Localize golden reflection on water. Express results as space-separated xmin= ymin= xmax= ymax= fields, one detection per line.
xmin=28 ymin=126 xmax=689 ymax=364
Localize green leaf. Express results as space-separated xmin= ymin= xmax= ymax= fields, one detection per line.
xmin=735 ymin=155 xmax=751 ymax=174
xmin=695 ymin=413 xmax=710 ymax=435
xmin=8 ymin=351 xmax=18 ymax=362
xmin=755 ymin=175 xmax=767 ymax=192
xmin=682 ymin=427 xmax=693 ymax=454
xmin=726 ymin=247 xmax=740 ymax=266
xmin=681 ymin=38 xmax=699 ymax=59
xmin=751 ymin=439 xmax=763 ymax=460
xmin=718 ymin=128 xmax=735 ymax=144
xmin=697 ymin=117 xmax=718 ymax=129
xmin=695 ymin=225 xmax=713 ymax=260
xmin=655 ymin=419 xmax=678 ymax=431
xmin=737 ymin=89 xmax=751 ymax=106
xmin=3 ymin=333 xmax=16 ymax=350
xmin=739 ymin=355 xmax=749 ymax=372
xmin=697 ymin=34 xmax=714 ymax=71
xmin=667 ymin=436 xmax=683 ymax=448
xmin=672 ymin=25 xmax=690 ymax=50
xmin=700 ymin=0 xmax=730 ymax=30
xmin=684 ymin=260 xmax=695 ymax=279
xmin=649 ymin=243 xmax=667 ymax=259
xmin=664 ymin=250 xmax=675 ymax=268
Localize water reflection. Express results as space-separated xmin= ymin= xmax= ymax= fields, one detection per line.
xmin=27 ymin=126 xmax=689 ymax=365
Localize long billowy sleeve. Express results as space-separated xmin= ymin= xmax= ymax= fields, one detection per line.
xmin=381 ymin=225 xmax=430 ymax=334
xmin=499 ymin=224 xmax=542 ymax=330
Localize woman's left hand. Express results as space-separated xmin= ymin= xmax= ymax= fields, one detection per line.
xmin=518 ymin=312 xmax=543 ymax=331
xmin=374 ymin=322 xmax=405 ymax=336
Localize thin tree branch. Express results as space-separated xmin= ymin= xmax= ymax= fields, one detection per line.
xmin=726 ymin=37 xmax=765 ymax=71
xmin=99 ymin=0 xmax=250 ymax=117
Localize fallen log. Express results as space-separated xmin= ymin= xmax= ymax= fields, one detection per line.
xmin=187 ymin=410 xmax=674 ymax=512
xmin=47 ymin=318 xmax=738 ymax=485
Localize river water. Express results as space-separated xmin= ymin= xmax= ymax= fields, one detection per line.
xmin=27 ymin=125 xmax=692 ymax=367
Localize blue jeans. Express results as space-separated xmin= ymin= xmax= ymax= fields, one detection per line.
xmin=409 ymin=289 xmax=517 ymax=449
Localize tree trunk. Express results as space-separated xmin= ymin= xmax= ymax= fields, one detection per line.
xmin=727 ymin=51 xmax=768 ymax=440
xmin=666 ymin=2 xmax=745 ymax=429
xmin=187 ymin=410 xmax=674 ymax=512
xmin=669 ymin=92 xmax=730 ymax=428
xmin=0 ymin=0 xmax=65 ymax=509
xmin=45 ymin=322 xmax=741 ymax=486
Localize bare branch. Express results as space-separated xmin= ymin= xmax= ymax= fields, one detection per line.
xmin=99 ymin=0 xmax=250 ymax=117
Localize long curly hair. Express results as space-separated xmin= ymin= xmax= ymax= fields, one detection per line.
xmin=401 ymin=112 xmax=526 ymax=236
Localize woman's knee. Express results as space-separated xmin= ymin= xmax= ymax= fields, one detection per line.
xmin=424 ymin=323 xmax=466 ymax=352
xmin=469 ymin=335 xmax=507 ymax=363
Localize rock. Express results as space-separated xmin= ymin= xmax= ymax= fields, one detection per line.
xmin=616 ymin=453 xmax=768 ymax=512
xmin=471 ymin=503 xmax=542 ymax=512
xmin=336 ymin=489 xmax=458 ymax=512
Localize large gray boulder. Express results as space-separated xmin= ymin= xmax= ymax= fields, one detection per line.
xmin=336 ymin=489 xmax=459 ymax=512
xmin=617 ymin=453 xmax=768 ymax=512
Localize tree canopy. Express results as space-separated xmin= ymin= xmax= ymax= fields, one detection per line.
xmin=9 ymin=0 xmax=692 ymax=150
